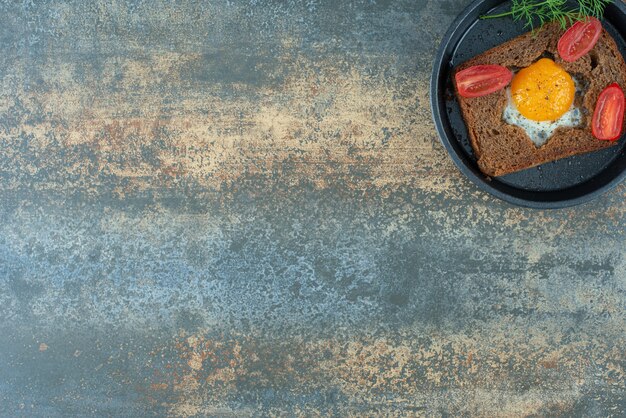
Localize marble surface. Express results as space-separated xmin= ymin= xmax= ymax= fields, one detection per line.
xmin=0 ymin=0 xmax=625 ymax=416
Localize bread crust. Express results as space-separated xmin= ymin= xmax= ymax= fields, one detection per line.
xmin=454 ymin=22 xmax=626 ymax=177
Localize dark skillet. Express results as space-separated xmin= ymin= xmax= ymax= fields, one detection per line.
xmin=431 ymin=0 xmax=626 ymax=208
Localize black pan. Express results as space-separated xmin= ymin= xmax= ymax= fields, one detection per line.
xmin=431 ymin=0 xmax=626 ymax=208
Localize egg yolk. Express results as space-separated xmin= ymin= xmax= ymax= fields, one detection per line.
xmin=511 ymin=58 xmax=575 ymax=122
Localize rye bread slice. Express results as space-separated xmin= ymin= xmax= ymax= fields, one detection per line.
xmin=454 ymin=22 xmax=626 ymax=177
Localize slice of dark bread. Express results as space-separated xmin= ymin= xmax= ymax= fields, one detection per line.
xmin=454 ymin=22 xmax=626 ymax=177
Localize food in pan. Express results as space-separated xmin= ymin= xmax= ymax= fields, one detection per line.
xmin=453 ymin=12 xmax=626 ymax=177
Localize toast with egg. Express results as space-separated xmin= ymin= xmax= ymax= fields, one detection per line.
xmin=454 ymin=22 xmax=626 ymax=177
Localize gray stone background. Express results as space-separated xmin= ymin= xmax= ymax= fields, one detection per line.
xmin=0 ymin=0 xmax=624 ymax=416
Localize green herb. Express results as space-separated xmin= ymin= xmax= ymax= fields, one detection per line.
xmin=481 ymin=0 xmax=613 ymax=30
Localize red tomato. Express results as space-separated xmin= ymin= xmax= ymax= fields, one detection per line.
xmin=455 ymin=65 xmax=512 ymax=98
xmin=592 ymin=83 xmax=625 ymax=141
xmin=557 ymin=17 xmax=602 ymax=63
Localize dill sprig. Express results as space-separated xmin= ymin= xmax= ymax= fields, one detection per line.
xmin=481 ymin=0 xmax=613 ymax=31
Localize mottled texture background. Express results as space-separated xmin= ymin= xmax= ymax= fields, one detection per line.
xmin=0 ymin=0 xmax=625 ymax=416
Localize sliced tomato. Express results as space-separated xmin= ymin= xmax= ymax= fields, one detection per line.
xmin=558 ymin=17 xmax=602 ymax=63
xmin=592 ymin=83 xmax=625 ymax=141
xmin=455 ymin=65 xmax=512 ymax=98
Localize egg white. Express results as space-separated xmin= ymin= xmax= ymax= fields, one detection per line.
xmin=503 ymin=77 xmax=583 ymax=147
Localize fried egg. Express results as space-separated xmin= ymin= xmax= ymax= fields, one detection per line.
xmin=503 ymin=58 xmax=583 ymax=147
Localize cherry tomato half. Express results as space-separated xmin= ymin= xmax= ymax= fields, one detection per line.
xmin=557 ymin=17 xmax=602 ymax=63
xmin=592 ymin=83 xmax=625 ymax=141
xmin=455 ymin=65 xmax=513 ymax=98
